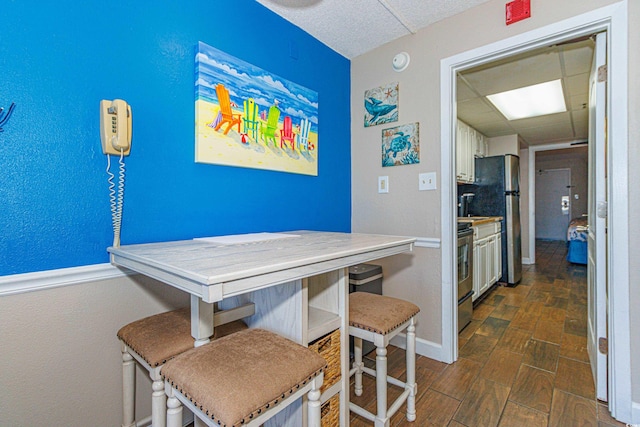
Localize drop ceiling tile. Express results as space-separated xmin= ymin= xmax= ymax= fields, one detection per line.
xmin=457 ymin=77 xmax=477 ymax=101
xmin=568 ymin=93 xmax=588 ymax=111
xmin=561 ymin=40 xmax=594 ymax=76
xmin=509 ymin=112 xmax=572 ymax=130
xmin=459 ymin=110 xmax=504 ymax=128
xmin=564 ymin=72 xmax=590 ymax=96
xmin=462 ymin=51 xmax=563 ymax=96
xmin=517 ymin=122 xmax=574 ymax=144
xmin=572 ymin=109 xmax=588 ymax=123
xmin=574 ymin=125 xmax=589 ymax=140
xmin=474 ymin=121 xmax=515 ymax=136
xmin=457 ymin=97 xmax=494 ymax=114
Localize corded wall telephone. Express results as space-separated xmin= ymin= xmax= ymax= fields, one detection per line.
xmin=101 ymin=99 xmax=132 ymax=249
xmin=100 ymin=99 xmax=132 ymax=156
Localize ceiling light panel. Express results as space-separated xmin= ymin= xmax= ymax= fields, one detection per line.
xmin=486 ymin=79 xmax=567 ymax=120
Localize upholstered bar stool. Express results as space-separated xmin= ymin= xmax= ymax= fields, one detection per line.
xmin=117 ymin=307 xmax=250 ymax=427
xmin=349 ymin=292 xmax=420 ymax=427
xmin=162 ymin=328 xmax=326 ymax=427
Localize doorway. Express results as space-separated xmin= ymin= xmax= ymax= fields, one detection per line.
xmin=441 ymin=3 xmax=630 ymax=422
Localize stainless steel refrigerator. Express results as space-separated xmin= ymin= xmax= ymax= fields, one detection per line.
xmin=459 ymin=154 xmax=522 ymax=285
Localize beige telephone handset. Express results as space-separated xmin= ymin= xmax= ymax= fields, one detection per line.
xmin=101 ymin=98 xmax=131 ymax=249
xmin=100 ymin=99 xmax=132 ymax=156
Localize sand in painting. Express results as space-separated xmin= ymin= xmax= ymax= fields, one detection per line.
xmin=195 ymin=99 xmax=318 ymax=176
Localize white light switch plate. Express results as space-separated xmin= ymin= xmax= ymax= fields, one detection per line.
xmin=378 ymin=176 xmax=389 ymax=193
xmin=419 ymin=172 xmax=436 ymax=191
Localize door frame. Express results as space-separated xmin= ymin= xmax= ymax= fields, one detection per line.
xmin=440 ymin=1 xmax=631 ymax=422
xmin=526 ymin=141 xmax=579 ymax=264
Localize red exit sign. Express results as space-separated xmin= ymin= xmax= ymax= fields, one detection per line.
xmin=506 ymin=0 xmax=531 ymax=25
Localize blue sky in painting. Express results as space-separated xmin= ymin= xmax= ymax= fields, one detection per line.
xmin=196 ymin=41 xmax=319 ymax=131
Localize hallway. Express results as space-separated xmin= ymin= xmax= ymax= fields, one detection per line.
xmin=349 ymin=240 xmax=623 ymax=426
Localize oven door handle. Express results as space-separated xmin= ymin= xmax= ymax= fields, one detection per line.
xmin=458 ymin=291 xmax=474 ymax=304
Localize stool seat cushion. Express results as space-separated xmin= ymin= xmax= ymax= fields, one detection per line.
xmin=161 ymin=328 xmax=326 ymax=427
xmin=349 ymin=292 xmax=420 ymax=335
xmin=117 ymin=307 xmax=247 ymax=367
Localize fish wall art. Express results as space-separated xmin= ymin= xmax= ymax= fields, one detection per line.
xmin=364 ymin=82 xmax=398 ymax=127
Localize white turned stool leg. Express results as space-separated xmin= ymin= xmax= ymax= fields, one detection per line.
xmin=375 ymin=346 xmax=388 ymax=427
xmin=166 ymin=387 xmax=183 ymax=427
xmin=307 ymin=373 xmax=323 ymax=427
xmin=406 ymin=319 xmax=417 ymax=422
xmin=151 ymin=376 xmax=166 ymax=427
xmin=354 ymin=336 xmax=364 ymax=397
xmin=121 ymin=346 xmax=136 ymax=427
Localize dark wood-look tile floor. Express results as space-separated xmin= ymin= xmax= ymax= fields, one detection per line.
xmin=349 ymin=240 xmax=625 ymax=427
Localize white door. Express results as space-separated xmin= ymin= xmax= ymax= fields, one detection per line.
xmin=587 ymin=31 xmax=607 ymax=402
xmin=535 ymin=168 xmax=571 ymax=240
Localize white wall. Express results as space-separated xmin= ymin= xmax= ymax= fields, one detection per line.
xmin=0 ymin=273 xmax=188 ymax=426
xmin=351 ymin=0 xmax=639 ymax=406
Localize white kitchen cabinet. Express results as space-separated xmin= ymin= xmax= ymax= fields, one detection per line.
xmin=472 ymin=237 xmax=487 ymax=301
xmin=471 ymin=221 xmax=502 ymax=301
xmin=474 ymin=131 xmax=488 ymax=158
xmin=456 ymin=121 xmax=471 ymax=183
xmin=456 ymin=119 xmax=486 ymax=184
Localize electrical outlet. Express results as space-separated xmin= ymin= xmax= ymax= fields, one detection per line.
xmin=419 ymin=172 xmax=436 ymax=191
xmin=378 ymin=176 xmax=389 ymax=193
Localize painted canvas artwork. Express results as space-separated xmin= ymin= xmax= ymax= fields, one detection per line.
xmin=195 ymin=41 xmax=318 ymax=175
xmin=382 ymin=122 xmax=420 ymax=167
xmin=364 ymin=82 xmax=398 ymax=127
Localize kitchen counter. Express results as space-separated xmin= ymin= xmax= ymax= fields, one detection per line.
xmin=458 ymin=216 xmax=503 ymax=226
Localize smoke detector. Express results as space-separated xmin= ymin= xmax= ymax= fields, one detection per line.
xmin=392 ymin=52 xmax=410 ymax=72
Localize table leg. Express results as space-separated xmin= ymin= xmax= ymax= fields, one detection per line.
xmin=190 ymin=294 xmax=214 ymax=347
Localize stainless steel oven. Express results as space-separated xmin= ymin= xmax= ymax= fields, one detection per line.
xmin=457 ymin=223 xmax=474 ymax=332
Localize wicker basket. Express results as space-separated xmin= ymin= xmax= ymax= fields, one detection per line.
xmin=309 ymin=329 xmax=341 ymax=393
xmin=320 ymin=393 xmax=340 ymax=427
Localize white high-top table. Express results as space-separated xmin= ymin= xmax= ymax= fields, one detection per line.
xmin=109 ymin=230 xmax=415 ymax=426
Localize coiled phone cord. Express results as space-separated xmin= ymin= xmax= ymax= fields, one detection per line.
xmin=106 ymin=149 xmax=125 ymax=247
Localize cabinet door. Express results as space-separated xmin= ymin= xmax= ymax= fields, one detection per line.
xmin=472 ymin=241 xmax=480 ymax=301
xmin=466 ymin=130 xmax=475 ymax=183
xmin=456 ymin=121 xmax=468 ymax=182
xmin=487 ymin=236 xmax=497 ymax=286
xmin=475 ymin=238 xmax=489 ymax=298
xmin=495 ymin=233 xmax=502 ymax=281
xmin=475 ymin=132 xmax=486 ymax=158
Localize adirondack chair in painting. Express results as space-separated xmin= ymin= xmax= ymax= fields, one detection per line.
xmin=259 ymin=105 xmax=280 ymax=147
xmin=297 ymin=118 xmax=313 ymax=151
xmin=279 ymin=116 xmax=296 ymax=150
xmin=213 ymin=83 xmax=242 ymax=135
xmin=243 ymin=98 xmax=260 ymax=141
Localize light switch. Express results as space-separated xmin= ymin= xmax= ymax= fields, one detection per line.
xmin=378 ymin=176 xmax=389 ymax=193
xmin=419 ymin=172 xmax=436 ymax=191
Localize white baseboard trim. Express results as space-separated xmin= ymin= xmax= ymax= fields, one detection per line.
xmin=415 ymin=237 xmax=441 ymax=249
xmin=0 ymin=263 xmax=133 ymax=297
xmin=389 ymin=332 xmax=446 ymax=362
xmin=522 ymin=257 xmax=533 ymax=265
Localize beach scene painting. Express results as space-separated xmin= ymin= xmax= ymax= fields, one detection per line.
xmin=195 ymin=41 xmax=318 ymax=175
xmin=382 ymin=122 xmax=420 ymax=167
xmin=364 ymin=82 xmax=398 ymax=127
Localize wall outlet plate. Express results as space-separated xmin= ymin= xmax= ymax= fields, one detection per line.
xmin=378 ymin=176 xmax=389 ymax=193
xmin=419 ymin=172 xmax=436 ymax=191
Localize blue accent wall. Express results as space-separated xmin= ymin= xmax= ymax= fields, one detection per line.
xmin=0 ymin=1 xmax=351 ymax=276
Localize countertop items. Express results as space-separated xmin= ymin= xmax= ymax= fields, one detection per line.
xmin=457 ymin=216 xmax=503 ymax=226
